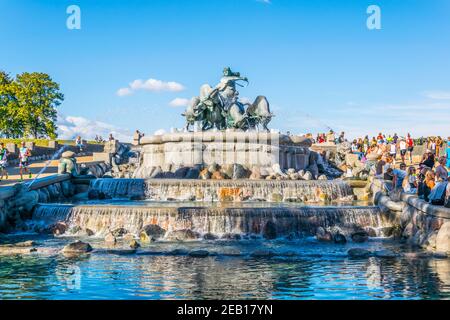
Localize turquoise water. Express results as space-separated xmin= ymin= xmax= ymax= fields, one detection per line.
xmin=1 ymin=235 xmax=449 ymax=300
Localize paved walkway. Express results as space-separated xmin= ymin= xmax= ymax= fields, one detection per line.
xmin=0 ymin=156 xmax=96 ymax=187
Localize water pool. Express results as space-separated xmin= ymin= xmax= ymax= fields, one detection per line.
xmin=0 ymin=234 xmax=448 ymax=300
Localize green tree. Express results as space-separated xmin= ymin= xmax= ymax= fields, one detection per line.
xmin=0 ymin=71 xmax=22 ymax=138
xmin=14 ymin=72 xmax=64 ymax=139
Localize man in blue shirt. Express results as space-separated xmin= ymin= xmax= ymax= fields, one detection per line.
xmin=393 ymin=163 xmax=407 ymax=190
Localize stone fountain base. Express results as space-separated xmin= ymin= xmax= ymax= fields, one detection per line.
xmin=133 ymin=132 xmax=314 ymax=179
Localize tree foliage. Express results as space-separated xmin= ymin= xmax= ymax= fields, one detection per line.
xmin=0 ymin=71 xmax=64 ymax=139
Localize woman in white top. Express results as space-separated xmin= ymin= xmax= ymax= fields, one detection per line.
xmin=389 ymin=143 xmax=397 ymax=165
xmin=399 ymin=139 xmax=407 ymax=163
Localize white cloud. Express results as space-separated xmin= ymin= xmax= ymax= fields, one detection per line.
xmin=57 ymin=114 xmax=133 ymax=142
xmin=257 ymin=0 xmax=271 ymax=3
xmin=169 ymin=98 xmax=190 ymax=107
xmin=423 ymin=90 xmax=450 ymax=100
xmin=117 ymin=77 xmax=185 ymax=97
xmin=116 ymin=87 xmax=132 ymax=97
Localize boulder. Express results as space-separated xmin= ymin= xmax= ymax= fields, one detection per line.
xmin=221 ymin=233 xmax=242 ymax=240
xmin=13 ymin=240 xmax=35 ymax=247
xmin=105 ymin=233 xmax=117 ymax=245
xmin=433 ymin=252 xmax=448 ymax=259
xmin=436 ymin=221 xmax=450 ymax=253
xmin=169 ymin=249 xmax=189 ymax=255
xmin=333 ymin=232 xmax=347 ymax=244
xmin=289 ymin=172 xmax=300 ymax=180
xmin=232 ymin=164 xmax=249 ymax=179
xmin=318 ymin=175 xmax=328 ymax=181
xmin=351 ymin=232 xmax=369 ymax=243
xmin=10 ymin=189 xmax=39 ymax=215
xmin=220 ymin=164 xmax=234 ymax=179
xmin=207 ymin=163 xmax=219 ymax=173
xmin=62 ymin=241 xmax=93 ymax=254
xmin=52 ymin=222 xmax=67 ymax=235
xmin=316 ymin=227 xmax=333 ymax=242
xmin=365 ymin=227 xmax=378 ymax=238
xmin=271 ymin=163 xmax=283 ymax=175
xmin=199 ymin=168 xmax=211 ymax=180
xmin=347 ymin=248 xmax=371 ymax=258
xmin=188 ymin=250 xmax=210 ymax=258
xmin=166 ymin=229 xmax=198 ymax=241
xmin=259 ymin=167 xmax=271 ymax=178
xmin=249 ymin=166 xmax=262 ymax=180
xmin=303 ymin=171 xmax=313 ymax=181
xmin=111 ymin=227 xmax=128 ymax=238
xmin=85 ymin=228 xmax=95 ymax=237
xmin=203 ymin=233 xmax=218 ymax=240
xmin=140 ymin=224 xmax=166 ymax=242
xmin=263 ymin=221 xmax=277 ymax=240
xmin=211 ymin=171 xmax=224 ymax=180
xmin=129 ymin=240 xmax=141 ymax=249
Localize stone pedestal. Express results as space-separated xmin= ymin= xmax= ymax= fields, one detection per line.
xmin=137 ymin=132 xmax=312 ymax=173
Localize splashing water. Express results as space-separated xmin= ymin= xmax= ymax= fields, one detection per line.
xmin=88 ymin=178 xmax=354 ymax=202
xmin=29 ymin=203 xmax=394 ymax=238
xmin=26 ymin=145 xmax=69 ymax=190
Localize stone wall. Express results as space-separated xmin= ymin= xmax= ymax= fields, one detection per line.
xmin=372 ymin=178 xmax=450 ymax=254
xmin=0 ymin=174 xmax=93 ymax=232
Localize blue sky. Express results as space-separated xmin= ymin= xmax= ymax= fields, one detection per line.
xmin=1 ymin=0 xmax=450 ymax=141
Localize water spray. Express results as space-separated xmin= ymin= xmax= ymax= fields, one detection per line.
xmin=300 ymin=111 xmax=335 ymax=133
xmin=26 ymin=144 xmax=69 ymax=191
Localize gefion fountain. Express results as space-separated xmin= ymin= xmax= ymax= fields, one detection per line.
xmin=26 ymin=68 xmax=397 ymax=242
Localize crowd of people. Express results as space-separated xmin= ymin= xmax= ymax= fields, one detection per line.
xmin=314 ymin=130 xmax=450 ymax=207
xmin=386 ymin=154 xmax=450 ymax=206
xmin=363 ymin=134 xmax=450 ymax=207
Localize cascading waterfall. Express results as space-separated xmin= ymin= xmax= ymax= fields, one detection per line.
xmin=30 ymin=203 xmax=396 ymax=238
xmin=88 ymin=178 xmax=354 ymax=202
xmin=89 ymin=178 xmax=146 ymax=199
